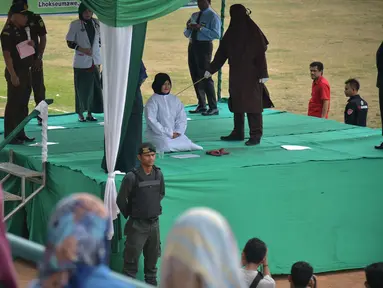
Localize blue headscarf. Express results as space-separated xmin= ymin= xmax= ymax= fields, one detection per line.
xmin=30 ymin=193 xmax=117 ymax=288
xmin=160 ymin=207 xmax=246 ymax=288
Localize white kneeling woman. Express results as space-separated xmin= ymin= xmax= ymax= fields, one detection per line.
xmin=144 ymin=73 xmax=203 ymax=153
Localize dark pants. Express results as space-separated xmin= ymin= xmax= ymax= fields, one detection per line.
xmin=4 ymin=68 xmax=31 ymax=138
xmin=123 ymin=218 xmax=160 ymax=286
xmin=234 ymin=112 xmax=263 ymax=140
xmin=28 ymin=65 xmax=45 ymax=105
xmin=379 ymin=87 xmax=383 ymax=136
xmin=74 ymin=66 xmax=103 ymax=114
xmin=188 ymin=41 xmax=217 ymax=110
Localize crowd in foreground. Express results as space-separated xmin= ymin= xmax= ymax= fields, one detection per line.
xmin=1 ymin=189 xmax=383 ymax=288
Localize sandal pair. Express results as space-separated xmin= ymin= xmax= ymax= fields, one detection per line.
xmin=206 ymin=148 xmax=230 ymax=157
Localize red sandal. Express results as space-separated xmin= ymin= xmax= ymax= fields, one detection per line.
xmin=206 ymin=149 xmax=222 ymax=156
xmin=219 ymin=148 xmax=230 ymax=155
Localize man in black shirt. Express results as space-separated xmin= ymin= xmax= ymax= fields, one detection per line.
xmin=375 ymin=41 xmax=383 ymax=149
xmin=344 ymin=78 xmax=368 ymax=127
xmin=117 ymin=142 xmax=165 ymax=286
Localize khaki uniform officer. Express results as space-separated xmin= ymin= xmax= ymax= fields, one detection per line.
xmin=11 ymin=0 xmax=47 ymax=125
xmin=1 ymin=2 xmax=35 ymax=144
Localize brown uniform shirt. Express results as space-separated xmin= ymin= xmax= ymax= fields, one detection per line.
xmin=26 ymin=11 xmax=47 ymax=57
xmin=1 ymin=22 xmax=33 ymax=70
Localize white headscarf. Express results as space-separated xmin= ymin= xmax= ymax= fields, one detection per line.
xmin=160 ymin=207 xmax=246 ymax=288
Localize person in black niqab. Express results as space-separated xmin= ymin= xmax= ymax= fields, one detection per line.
xmin=205 ymin=4 xmax=273 ymax=146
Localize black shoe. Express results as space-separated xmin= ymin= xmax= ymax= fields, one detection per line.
xmin=245 ymin=138 xmax=260 ymax=146
xmin=18 ymin=135 xmax=35 ymax=142
xmin=375 ymin=142 xmax=383 ymax=150
xmin=220 ymin=133 xmax=244 ymax=141
xmin=9 ymin=138 xmax=24 ymax=145
xmin=86 ymin=116 xmax=98 ymax=122
xmin=202 ymin=108 xmax=219 ymax=116
xmin=189 ymin=106 xmax=207 ymax=114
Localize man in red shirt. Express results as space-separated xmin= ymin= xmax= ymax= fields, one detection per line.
xmin=308 ymin=61 xmax=330 ymax=119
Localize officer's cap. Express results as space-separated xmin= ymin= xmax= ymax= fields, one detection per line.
xmin=12 ymin=0 xmax=28 ymax=5
xmin=138 ymin=142 xmax=156 ymax=155
xmin=9 ymin=2 xmax=28 ymax=15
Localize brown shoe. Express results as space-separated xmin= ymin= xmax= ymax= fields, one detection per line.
xmin=18 ymin=135 xmax=35 ymax=142
xmin=220 ymin=132 xmax=244 ymax=141
xmin=189 ymin=106 xmax=207 ymax=114
xmin=245 ymin=138 xmax=260 ymax=146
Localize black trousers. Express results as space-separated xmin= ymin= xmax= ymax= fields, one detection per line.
xmin=233 ymin=112 xmax=263 ymax=140
xmin=379 ymin=86 xmax=383 ymax=136
xmin=4 ymin=68 xmax=31 ymax=138
xmin=28 ymin=63 xmax=45 ymax=106
xmin=123 ymin=218 xmax=160 ymax=286
xmin=188 ymin=41 xmax=217 ymax=109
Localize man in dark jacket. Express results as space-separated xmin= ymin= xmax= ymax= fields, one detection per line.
xmin=116 ymin=142 xmax=165 ymax=286
xmin=344 ymin=78 xmax=368 ymax=127
xmin=375 ymin=41 xmax=383 ymax=149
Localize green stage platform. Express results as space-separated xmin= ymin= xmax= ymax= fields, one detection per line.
xmin=1 ymin=102 xmax=383 ymax=276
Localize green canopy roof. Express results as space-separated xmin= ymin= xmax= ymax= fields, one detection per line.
xmin=81 ymin=0 xmax=190 ymax=27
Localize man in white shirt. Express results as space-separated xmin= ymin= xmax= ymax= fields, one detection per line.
xmin=241 ymin=238 xmax=275 ymax=288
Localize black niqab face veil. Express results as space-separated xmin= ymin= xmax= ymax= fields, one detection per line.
xmin=229 ymin=4 xmax=249 ymax=25
xmin=152 ymin=73 xmax=172 ymax=95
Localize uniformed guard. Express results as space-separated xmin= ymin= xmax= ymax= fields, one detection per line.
xmin=344 ymin=78 xmax=368 ymax=127
xmin=11 ymin=0 xmax=47 ymax=125
xmin=1 ymin=2 xmax=35 ymax=144
xmin=117 ymin=142 xmax=165 ymax=286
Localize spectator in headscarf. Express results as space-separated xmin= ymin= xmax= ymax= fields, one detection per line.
xmin=0 ymin=186 xmax=18 ymax=288
xmin=159 ymin=207 xmax=246 ymax=288
xmin=29 ymin=193 xmax=132 ymax=288
xmin=205 ymin=4 xmax=270 ymax=146
xmin=66 ymin=3 xmax=103 ymax=122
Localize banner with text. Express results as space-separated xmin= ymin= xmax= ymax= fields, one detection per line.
xmin=0 ymin=0 xmax=197 ymax=16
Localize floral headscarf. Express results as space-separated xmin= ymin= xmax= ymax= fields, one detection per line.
xmin=33 ymin=193 xmax=110 ymax=288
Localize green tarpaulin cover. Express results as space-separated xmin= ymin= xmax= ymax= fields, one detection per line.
xmin=2 ymin=103 xmax=383 ymax=276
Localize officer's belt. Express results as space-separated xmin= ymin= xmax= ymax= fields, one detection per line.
xmin=189 ymin=39 xmax=212 ymax=44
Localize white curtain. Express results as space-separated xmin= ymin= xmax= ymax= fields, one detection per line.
xmin=35 ymin=101 xmax=48 ymax=163
xmin=100 ymin=23 xmax=133 ymax=239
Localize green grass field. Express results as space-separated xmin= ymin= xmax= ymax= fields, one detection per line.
xmin=0 ymin=0 xmax=382 ymax=127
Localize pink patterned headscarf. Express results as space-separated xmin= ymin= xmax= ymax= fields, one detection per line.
xmin=0 ymin=185 xmax=18 ymax=288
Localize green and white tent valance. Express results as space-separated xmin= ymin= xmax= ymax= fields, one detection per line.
xmin=82 ymin=0 xmax=190 ymax=27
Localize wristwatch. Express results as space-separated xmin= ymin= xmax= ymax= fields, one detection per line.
xmin=37 ymin=54 xmax=43 ymax=60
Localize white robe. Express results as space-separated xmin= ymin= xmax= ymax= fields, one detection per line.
xmin=144 ymin=93 xmax=203 ymax=153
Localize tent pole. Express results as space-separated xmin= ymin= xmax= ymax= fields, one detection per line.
xmin=217 ymin=0 xmax=225 ymax=101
